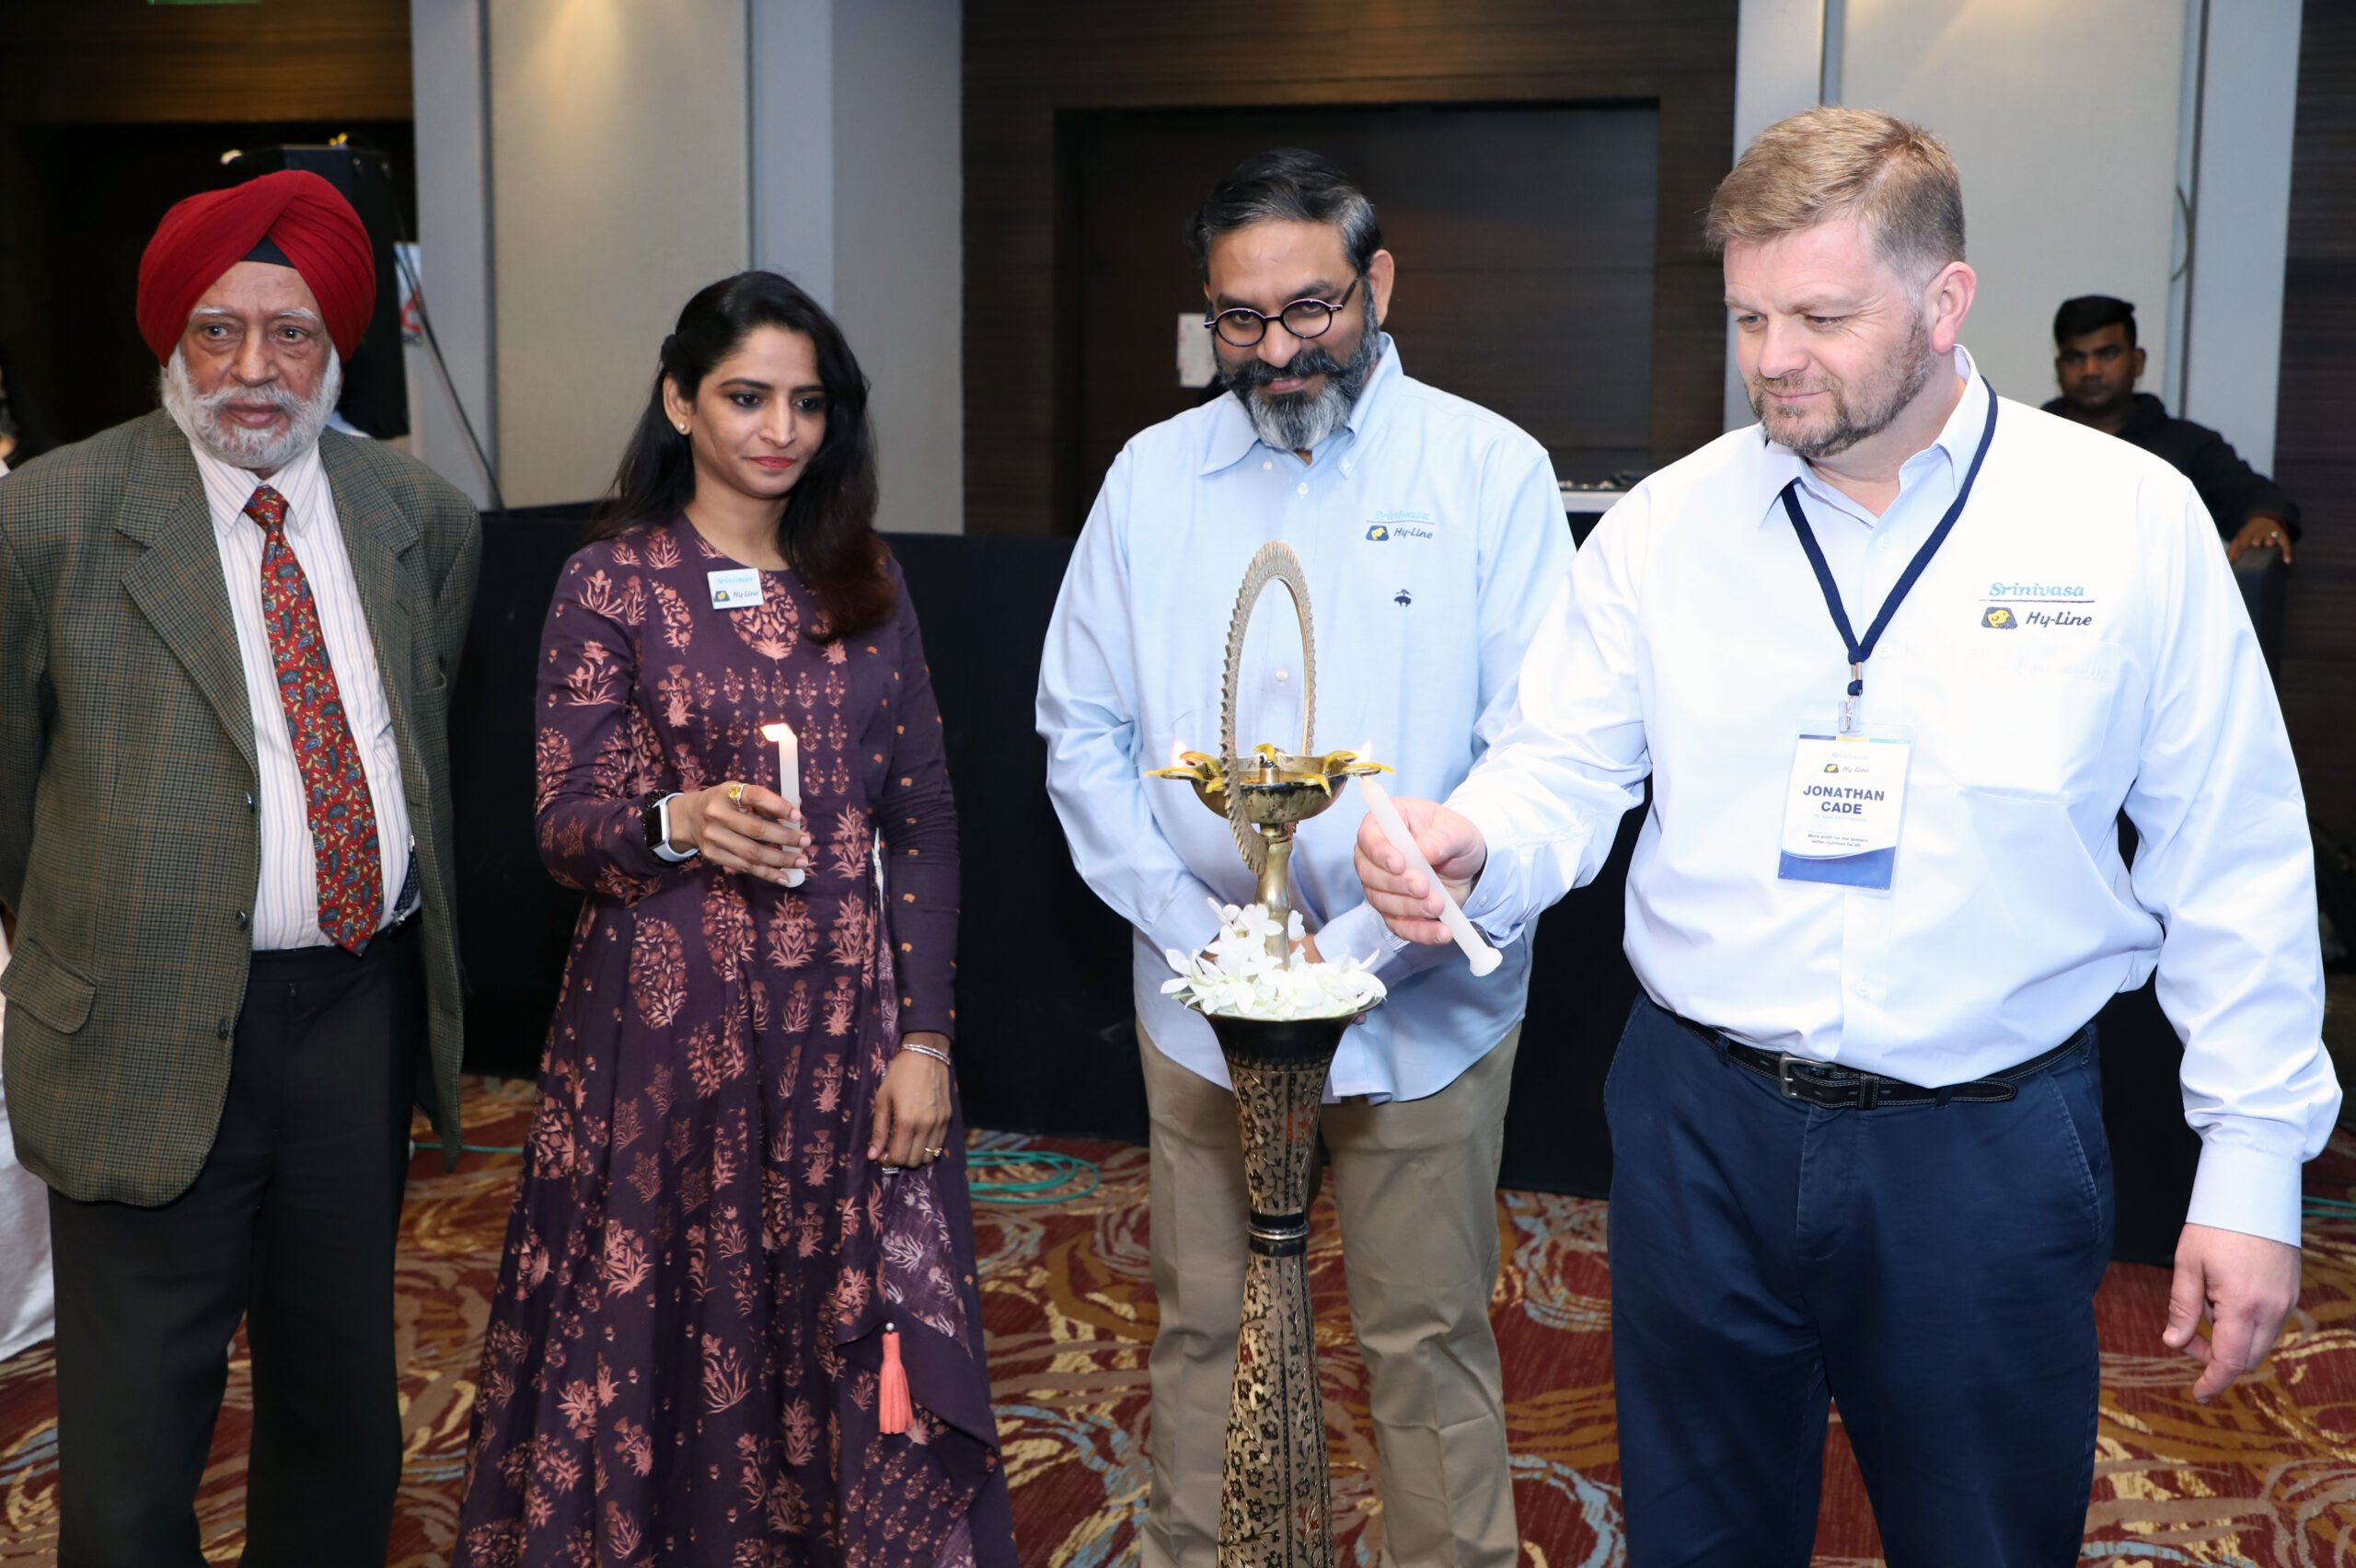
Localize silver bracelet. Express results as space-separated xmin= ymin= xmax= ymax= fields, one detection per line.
xmin=896 ymin=1041 xmax=953 ymax=1068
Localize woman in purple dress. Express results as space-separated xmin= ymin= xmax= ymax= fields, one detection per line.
xmin=456 ymin=272 xmax=1012 ymax=1567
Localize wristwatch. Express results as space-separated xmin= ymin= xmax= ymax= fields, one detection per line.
xmin=642 ymin=792 xmax=698 ymax=862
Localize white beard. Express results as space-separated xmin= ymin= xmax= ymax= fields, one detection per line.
xmin=159 ymin=345 xmax=341 ymax=473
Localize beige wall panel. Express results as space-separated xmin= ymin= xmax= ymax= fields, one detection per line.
xmin=491 ymin=0 xmax=750 ymax=506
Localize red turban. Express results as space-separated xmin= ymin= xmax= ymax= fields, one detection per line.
xmin=135 ymin=169 xmax=376 ymax=364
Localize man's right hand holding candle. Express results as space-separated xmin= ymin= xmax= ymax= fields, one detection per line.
xmin=1353 ymin=797 xmax=1488 ymax=947
xmin=669 ymin=781 xmax=806 ymax=884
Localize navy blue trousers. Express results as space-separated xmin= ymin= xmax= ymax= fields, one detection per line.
xmin=1605 ymin=997 xmax=2114 ymax=1568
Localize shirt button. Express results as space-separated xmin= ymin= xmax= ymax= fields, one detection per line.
xmin=1274 ymin=669 xmax=1290 ymax=683
xmin=216 ymin=1019 xmax=233 ymax=1040
xmin=1262 ymin=459 xmax=1273 ymax=471
xmin=1297 ymin=482 xmax=1310 ymax=497
xmin=235 ymin=910 xmax=249 ymax=930
xmin=1851 ymin=978 xmax=1872 ymax=997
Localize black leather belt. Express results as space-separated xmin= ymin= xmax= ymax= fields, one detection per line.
xmin=1666 ymin=1009 xmax=2089 ymax=1111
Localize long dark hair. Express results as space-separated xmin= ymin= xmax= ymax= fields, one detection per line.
xmin=589 ymin=271 xmax=894 ymax=638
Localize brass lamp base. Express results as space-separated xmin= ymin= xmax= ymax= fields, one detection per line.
xmin=1197 ymin=1009 xmax=1366 ymax=1568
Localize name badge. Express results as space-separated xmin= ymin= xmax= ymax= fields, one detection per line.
xmin=708 ymin=568 xmax=764 ymax=609
xmin=1778 ymin=727 xmax=1913 ymax=892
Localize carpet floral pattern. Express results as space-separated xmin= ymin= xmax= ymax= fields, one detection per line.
xmin=0 ymin=1075 xmax=2352 ymax=1564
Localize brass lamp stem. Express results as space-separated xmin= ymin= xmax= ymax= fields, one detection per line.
xmin=1256 ymin=829 xmax=1293 ymax=961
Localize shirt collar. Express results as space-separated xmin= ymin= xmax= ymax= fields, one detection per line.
xmin=1198 ymin=333 xmax=1403 ymax=477
xmin=1753 ymin=344 xmax=1989 ymax=525
xmin=188 ymin=431 xmax=329 ymax=536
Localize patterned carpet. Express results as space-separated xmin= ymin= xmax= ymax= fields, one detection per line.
xmin=2 ymin=1075 xmax=2355 ymax=1565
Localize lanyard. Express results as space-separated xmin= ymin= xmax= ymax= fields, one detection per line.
xmin=1780 ymin=383 xmax=1998 ymax=732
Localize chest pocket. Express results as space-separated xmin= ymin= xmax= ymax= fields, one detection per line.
xmin=1959 ymin=640 xmax=2126 ymax=800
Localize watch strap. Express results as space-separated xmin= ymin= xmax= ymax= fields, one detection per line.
xmin=649 ymin=792 xmax=699 ymax=862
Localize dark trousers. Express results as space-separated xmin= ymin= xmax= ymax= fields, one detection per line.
xmin=46 ymin=925 xmax=422 ymax=1568
xmin=1605 ymin=996 xmax=2114 ymax=1568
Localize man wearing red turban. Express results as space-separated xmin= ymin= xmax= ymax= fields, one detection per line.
xmin=0 ymin=168 xmax=480 ymax=1566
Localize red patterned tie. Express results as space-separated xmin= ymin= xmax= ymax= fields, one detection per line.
xmin=246 ymin=484 xmax=383 ymax=952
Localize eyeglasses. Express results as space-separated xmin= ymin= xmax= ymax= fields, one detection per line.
xmin=1203 ymin=277 xmax=1362 ymax=349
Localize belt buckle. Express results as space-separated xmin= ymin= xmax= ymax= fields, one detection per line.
xmin=1776 ymin=1054 xmax=1808 ymax=1101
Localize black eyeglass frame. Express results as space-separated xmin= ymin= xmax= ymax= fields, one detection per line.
xmin=1201 ymin=276 xmax=1364 ymax=349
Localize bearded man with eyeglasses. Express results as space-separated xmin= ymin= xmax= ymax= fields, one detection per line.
xmin=1038 ymin=147 xmax=1572 ymax=1568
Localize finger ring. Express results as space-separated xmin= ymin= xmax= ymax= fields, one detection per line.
xmin=725 ymin=781 xmax=745 ymax=804
xmin=925 ymin=1146 xmax=946 ymax=1158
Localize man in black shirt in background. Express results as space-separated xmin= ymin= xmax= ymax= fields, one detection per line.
xmin=2046 ymin=294 xmax=2298 ymax=564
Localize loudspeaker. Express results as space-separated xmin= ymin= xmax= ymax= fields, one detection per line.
xmin=223 ymin=143 xmax=409 ymax=440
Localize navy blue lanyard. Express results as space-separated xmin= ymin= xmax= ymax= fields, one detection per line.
xmin=1779 ymin=383 xmax=1998 ymax=732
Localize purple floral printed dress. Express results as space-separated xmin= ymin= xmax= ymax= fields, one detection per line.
xmin=455 ymin=518 xmax=1012 ymax=1567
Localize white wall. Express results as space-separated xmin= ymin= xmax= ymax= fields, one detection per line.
xmin=751 ymin=0 xmax=964 ymax=535
xmin=413 ymin=0 xmax=963 ymax=525
xmin=750 ymin=0 xmax=836 ymax=309
xmin=1727 ymin=0 xmax=1831 ymax=430
xmin=409 ymin=0 xmax=496 ymax=508
xmin=1838 ymin=0 xmax=2186 ymax=410
xmin=1727 ymin=0 xmax=2299 ymax=468
xmin=2181 ymin=0 xmax=2302 ymax=473
xmin=832 ymin=0 xmax=962 ymax=536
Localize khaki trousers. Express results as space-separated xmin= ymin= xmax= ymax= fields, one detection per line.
xmin=1138 ymin=1021 xmax=1522 ymax=1568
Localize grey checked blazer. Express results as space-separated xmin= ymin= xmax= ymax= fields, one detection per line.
xmin=0 ymin=409 xmax=480 ymax=1205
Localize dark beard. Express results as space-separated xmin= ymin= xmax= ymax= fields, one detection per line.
xmin=1218 ymin=294 xmax=1381 ymax=453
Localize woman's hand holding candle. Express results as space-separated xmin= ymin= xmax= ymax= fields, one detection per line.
xmin=670 ymin=782 xmax=806 ymax=885
xmin=760 ymin=721 xmax=806 ymax=888
xmin=1353 ymin=781 xmax=1501 ymax=974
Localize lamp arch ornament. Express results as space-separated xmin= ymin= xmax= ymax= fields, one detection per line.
xmin=1219 ymin=541 xmax=1318 ymax=875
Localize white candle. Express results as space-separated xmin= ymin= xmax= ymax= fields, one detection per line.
xmin=760 ymin=721 xmax=804 ymax=888
xmin=1358 ymin=775 xmax=1501 ymax=977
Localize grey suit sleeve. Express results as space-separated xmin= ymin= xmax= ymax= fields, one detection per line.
xmin=0 ymin=498 xmax=49 ymax=911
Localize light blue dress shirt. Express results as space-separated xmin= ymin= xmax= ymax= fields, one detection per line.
xmin=1038 ymin=339 xmax=1573 ymax=1099
xmin=1453 ymin=349 xmax=2340 ymax=1246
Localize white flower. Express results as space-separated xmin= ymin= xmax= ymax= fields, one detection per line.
xmin=1161 ymin=900 xmax=1388 ymax=1021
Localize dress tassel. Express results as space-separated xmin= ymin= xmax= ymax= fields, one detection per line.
xmin=879 ymin=1321 xmax=912 ymax=1435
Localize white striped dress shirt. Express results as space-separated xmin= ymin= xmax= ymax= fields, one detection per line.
xmin=191 ymin=438 xmax=412 ymax=951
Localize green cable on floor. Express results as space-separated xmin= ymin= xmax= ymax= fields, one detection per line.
xmin=964 ymin=1149 xmax=1101 ymax=1205
xmin=427 ymin=1142 xmax=1101 ymax=1206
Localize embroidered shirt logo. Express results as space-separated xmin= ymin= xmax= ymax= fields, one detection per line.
xmin=1365 ymin=509 xmax=1436 ymax=543
xmin=1981 ymin=581 xmax=2096 ymax=629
